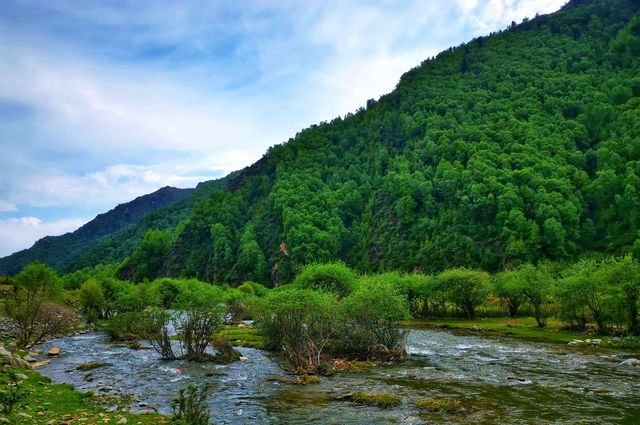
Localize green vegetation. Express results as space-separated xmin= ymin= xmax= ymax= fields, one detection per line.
xmin=0 ymin=366 xmax=168 ymax=424
xmin=350 ymin=392 xmax=402 ymax=408
xmin=1 ymin=1 xmax=639 ymax=289
xmin=414 ymin=398 xmax=463 ymax=413
xmin=171 ymin=385 xmax=211 ymax=425
xmin=75 ymin=362 xmax=113 ymax=372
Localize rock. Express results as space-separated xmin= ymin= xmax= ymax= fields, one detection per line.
xmin=15 ymin=372 xmax=29 ymax=380
xmin=620 ymin=358 xmax=640 ymax=367
xmin=117 ymin=417 xmax=128 ymax=424
xmin=239 ymin=356 xmax=248 ymax=361
xmin=32 ymin=359 xmax=52 ymax=368
xmin=0 ymin=346 xmax=11 ymax=357
xmin=2 ymin=355 xmax=32 ymax=369
xmin=23 ymin=354 xmax=37 ymax=362
xmin=48 ymin=347 xmax=61 ymax=356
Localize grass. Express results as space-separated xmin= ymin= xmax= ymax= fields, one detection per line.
xmin=214 ymin=325 xmax=265 ymax=349
xmin=415 ymin=398 xmax=463 ymax=413
xmin=0 ymin=366 xmax=168 ymax=424
xmin=402 ymin=317 xmax=640 ymax=352
xmin=350 ymin=392 xmax=401 ymax=408
xmin=75 ymin=362 xmax=113 ymax=372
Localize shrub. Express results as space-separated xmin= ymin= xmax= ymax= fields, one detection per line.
xmin=294 ymin=262 xmax=357 ymax=297
xmin=0 ymin=370 xmax=27 ymax=414
xmin=223 ymin=289 xmax=254 ymax=324
xmin=358 ymin=272 xmax=433 ymax=318
xmin=338 ymin=282 xmax=409 ymax=360
xmin=435 ymin=268 xmax=490 ymax=319
xmin=103 ymin=311 xmax=145 ymax=341
xmin=140 ymin=308 xmax=177 ymax=360
xmin=257 ymin=288 xmax=337 ymax=371
xmin=78 ymin=278 xmax=106 ymax=322
xmin=171 ymin=385 xmax=211 ymax=425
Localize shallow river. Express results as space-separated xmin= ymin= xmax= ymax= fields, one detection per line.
xmin=37 ymin=329 xmax=640 ymax=424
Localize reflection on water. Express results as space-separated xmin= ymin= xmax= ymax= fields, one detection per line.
xmin=37 ymin=329 xmax=640 ymax=424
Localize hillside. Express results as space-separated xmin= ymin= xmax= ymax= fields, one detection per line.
xmin=0 ymin=186 xmax=193 ymax=274
xmin=6 ymin=0 xmax=640 ymax=284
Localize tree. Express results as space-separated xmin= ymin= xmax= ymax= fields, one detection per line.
xmin=6 ymin=262 xmax=76 ymax=348
xmin=518 ymin=264 xmax=554 ymax=327
xmin=435 ymin=268 xmax=490 ymax=319
xmin=600 ymin=255 xmax=640 ymax=335
xmin=117 ymin=229 xmax=173 ymax=283
xmin=493 ymin=271 xmax=524 ymax=318
xmin=78 ymin=278 xmax=106 ymax=322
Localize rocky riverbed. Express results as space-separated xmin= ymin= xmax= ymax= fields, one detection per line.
xmin=33 ymin=329 xmax=640 ymax=424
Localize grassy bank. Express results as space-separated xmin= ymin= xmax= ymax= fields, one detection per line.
xmin=403 ymin=317 xmax=640 ymax=352
xmin=0 ymin=367 xmax=168 ymax=425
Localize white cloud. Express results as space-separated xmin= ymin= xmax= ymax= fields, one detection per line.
xmin=0 ymin=201 xmax=18 ymax=212
xmin=0 ymin=216 xmax=88 ymax=257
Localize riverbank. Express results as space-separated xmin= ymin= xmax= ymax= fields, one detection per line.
xmin=403 ymin=317 xmax=640 ymax=352
xmin=0 ymin=366 xmax=168 ymax=425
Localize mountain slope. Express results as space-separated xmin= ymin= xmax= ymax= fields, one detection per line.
xmin=0 ymin=186 xmax=193 ymax=274
xmin=145 ymin=0 xmax=639 ymax=285
xmin=8 ymin=0 xmax=640 ymax=283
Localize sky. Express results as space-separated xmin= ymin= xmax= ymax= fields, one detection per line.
xmin=0 ymin=0 xmax=567 ymax=257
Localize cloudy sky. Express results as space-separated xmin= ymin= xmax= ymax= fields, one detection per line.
xmin=0 ymin=0 xmax=566 ymax=257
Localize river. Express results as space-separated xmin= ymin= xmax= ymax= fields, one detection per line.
xmin=36 ymin=329 xmax=640 ymax=424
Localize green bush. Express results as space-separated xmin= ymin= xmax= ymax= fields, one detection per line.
xmin=171 ymin=385 xmax=211 ymax=425
xmin=294 ymin=262 xmax=357 ymax=297
xmin=339 ymin=281 xmax=409 ymax=359
xmin=257 ymin=288 xmax=337 ymax=371
xmin=435 ymin=268 xmax=490 ymax=319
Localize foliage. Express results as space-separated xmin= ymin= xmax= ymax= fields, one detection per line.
xmin=117 ymin=229 xmax=173 ymax=283
xmin=78 ymin=278 xmax=106 ymax=322
xmin=435 ymin=268 xmax=490 ymax=319
xmin=518 ymin=264 xmax=555 ymax=327
xmin=338 ymin=281 xmax=409 ymax=359
xmin=140 ymin=308 xmax=177 ymax=360
xmin=414 ymin=398 xmax=463 ymax=412
xmin=170 ymin=385 xmax=211 ymax=425
xmin=257 ymin=288 xmax=337 ymax=371
xmin=0 ymin=370 xmax=27 ymax=414
xmin=293 ymin=262 xmax=357 ymax=297
xmin=493 ymin=271 xmax=525 ymax=318
xmin=5 ymin=262 xmax=77 ymax=348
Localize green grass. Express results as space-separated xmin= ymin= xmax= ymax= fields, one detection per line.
xmin=414 ymin=398 xmax=463 ymax=413
xmin=403 ymin=317 xmax=640 ymax=352
xmin=215 ymin=325 xmax=265 ymax=349
xmin=350 ymin=392 xmax=401 ymax=408
xmin=75 ymin=362 xmax=113 ymax=372
xmin=0 ymin=366 xmax=168 ymax=424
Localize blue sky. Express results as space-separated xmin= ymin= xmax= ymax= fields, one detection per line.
xmin=0 ymin=0 xmax=566 ymax=257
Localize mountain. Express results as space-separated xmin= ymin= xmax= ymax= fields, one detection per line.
xmin=5 ymin=0 xmax=640 ymax=284
xmin=0 ymin=186 xmax=193 ymax=274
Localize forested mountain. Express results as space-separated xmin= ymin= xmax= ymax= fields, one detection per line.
xmin=0 ymin=186 xmax=193 ymax=274
xmin=5 ymin=0 xmax=640 ymax=285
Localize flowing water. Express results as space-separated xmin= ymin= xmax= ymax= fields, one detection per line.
xmin=36 ymin=329 xmax=640 ymax=424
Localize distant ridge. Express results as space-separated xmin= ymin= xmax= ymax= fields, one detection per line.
xmin=0 ymin=186 xmax=193 ymax=274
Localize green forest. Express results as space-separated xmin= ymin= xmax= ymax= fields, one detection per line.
xmin=59 ymin=0 xmax=640 ymax=286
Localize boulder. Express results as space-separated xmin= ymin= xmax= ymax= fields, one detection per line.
xmin=620 ymin=358 xmax=640 ymax=368
xmin=31 ymin=359 xmax=51 ymax=368
xmin=48 ymin=347 xmax=61 ymax=356
xmin=23 ymin=354 xmax=37 ymax=362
